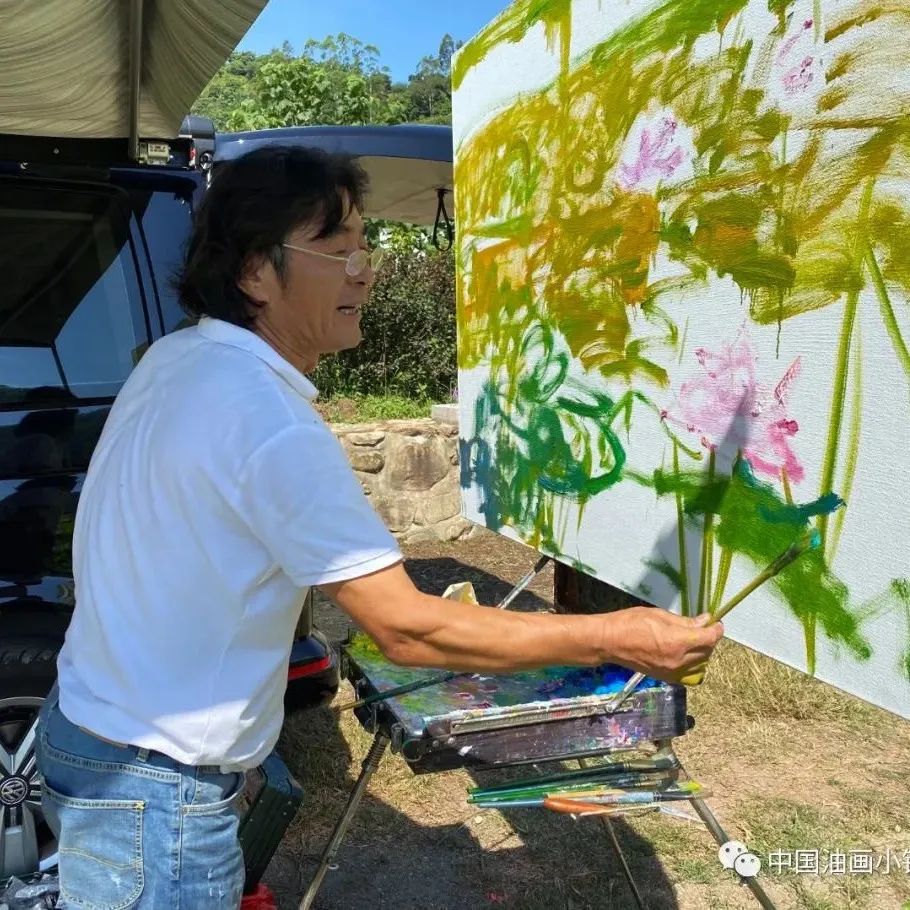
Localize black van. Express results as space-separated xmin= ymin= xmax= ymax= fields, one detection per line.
xmin=0 ymin=122 xmax=453 ymax=882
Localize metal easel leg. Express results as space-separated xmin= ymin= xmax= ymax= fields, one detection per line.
xmin=577 ymin=756 xmax=648 ymax=909
xmin=598 ymin=814 xmax=648 ymax=910
xmin=298 ymin=731 xmax=390 ymax=910
xmin=688 ymin=797 xmax=778 ymax=910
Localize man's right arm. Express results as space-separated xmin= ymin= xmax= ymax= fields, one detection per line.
xmin=321 ymin=561 xmax=723 ymax=684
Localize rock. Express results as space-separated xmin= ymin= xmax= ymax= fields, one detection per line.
xmin=345 ymin=430 xmax=385 ymax=446
xmin=371 ymin=493 xmax=418 ymax=533
xmin=349 ymin=450 xmax=384 ymax=473
xmin=439 ymin=516 xmax=474 ymax=541
xmin=385 ymin=435 xmax=450 ymax=491
xmin=419 ymin=475 xmax=462 ymax=525
xmin=431 ymin=403 xmax=458 ymax=425
xmin=401 ymin=526 xmax=441 ymax=544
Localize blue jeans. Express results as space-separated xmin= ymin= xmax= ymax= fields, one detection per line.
xmin=35 ymin=688 xmax=245 ymax=909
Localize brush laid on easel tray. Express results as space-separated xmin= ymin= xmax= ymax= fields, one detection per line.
xmin=473 ymin=780 xmax=707 ymax=810
xmin=468 ymin=754 xmax=677 ymax=800
xmin=469 ymin=771 xmax=678 ymax=804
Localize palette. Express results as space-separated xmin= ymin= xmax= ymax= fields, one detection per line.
xmin=342 ymin=633 xmax=689 ymax=772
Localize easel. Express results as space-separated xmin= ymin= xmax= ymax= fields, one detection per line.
xmin=299 ymin=722 xmax=778 ymax=910
xmin=299 ymin=559 xmax=780 ymax=910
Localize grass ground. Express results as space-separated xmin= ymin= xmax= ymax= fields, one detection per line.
xmin=313 ymin=395 xmax=434 ymax=423
xmin=265 ymin=534 xmax=910 ymax=910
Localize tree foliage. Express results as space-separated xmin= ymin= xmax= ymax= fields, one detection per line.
xmin=193 ymin=33 xmax=461 ymax=130
xmin=312 ymin=250 xmax=456 ymax=401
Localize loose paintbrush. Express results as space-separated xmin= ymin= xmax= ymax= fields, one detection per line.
xmin=474 ymin=781 xmax=706 ymax=810
xmin=602 ymin=529 xmax=821 ymax=715
xmin=337 ymin=555 xmax=551 ymax=712
xmin=544 ymin=798 xmax=661 ymax=818
xmin=468 ymin=754 xmax=676 ymax=799
xmin=469 ymin=771 xmax=678 ymax=804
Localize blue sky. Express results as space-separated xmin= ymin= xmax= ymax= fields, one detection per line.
xmin=238 ymin=0 xmax=508 ymax=82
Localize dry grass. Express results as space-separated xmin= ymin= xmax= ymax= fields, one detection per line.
xmin=264 ymin=534 xmax=910 ymax=910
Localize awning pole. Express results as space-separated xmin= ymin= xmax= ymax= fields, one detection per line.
xmin=127 ymin=0 xmax=144 ymax=162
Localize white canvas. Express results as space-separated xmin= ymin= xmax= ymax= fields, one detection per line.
xmin=453 ymin=0 xmax=910 ymax=718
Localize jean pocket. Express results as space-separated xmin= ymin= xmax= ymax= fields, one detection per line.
xmin=183 ymin=769 xmax=246 ymax=816
xmin=43 ymin=784 xmax=144 ymax=910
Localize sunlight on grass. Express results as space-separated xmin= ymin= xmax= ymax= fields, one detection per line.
xmin=316 ymin=394 xmax=433 ymax=423
xmin=688 ymin=639 xmax=887 ymax=734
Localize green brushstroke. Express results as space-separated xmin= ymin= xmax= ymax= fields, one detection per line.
xmin=644 ymin=558 xmax=684 ymax=593
xmin=650 ymin=458 xmax=867 ymax=670
xmin=865 ymin=241 xmax=910 ymax=384
xmin=857 ymin=579 xmax=910 ymax=682
xmin=697 ymin=449 xmax=716 ymax=614
xmin=452 ymin=0 xmax=575 ymax=90
xmin=758 ymin=492 xmax=844 ymax=525
xmin=672 ymin=442 xmax=691 ymax=616
xmin=830 ymin=321 xmax=863 ymax=557
xmin=710 ymin=547 xmax=734 ymax=615
xmin=712 ymin=460 xmax=870 ymax=667
xmin=818 ymin=287 xmax=861 ymax=555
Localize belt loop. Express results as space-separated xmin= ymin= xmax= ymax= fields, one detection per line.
xmin=136 ymin=747 xmax=150 ymax=763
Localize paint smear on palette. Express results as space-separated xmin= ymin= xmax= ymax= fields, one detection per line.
xmin=345 ymin=632 xmax=663 ymax=738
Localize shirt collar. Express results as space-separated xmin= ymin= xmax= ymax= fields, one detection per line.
xmin=196 ymin=317 xmax=319 ymax=401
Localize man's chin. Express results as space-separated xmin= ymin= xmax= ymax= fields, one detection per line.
xmin=330 ymin=327 xmax=364 ymax=352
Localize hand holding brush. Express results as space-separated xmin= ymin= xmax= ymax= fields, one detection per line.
xmin=604 ymin=530 xmax=821 ymax=713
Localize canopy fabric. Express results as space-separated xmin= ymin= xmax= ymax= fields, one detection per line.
xmin=0 ymin=0 xmax=266 ymax=140
xmin=215 ymin=126 xmax=455 ymax=225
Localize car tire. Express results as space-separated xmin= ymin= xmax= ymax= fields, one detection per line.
xmin=0 ymin=634 xmax=60 ymax=882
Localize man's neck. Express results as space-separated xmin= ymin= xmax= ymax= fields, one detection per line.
xmin=252 ymin=320 xmax=318 ymax=376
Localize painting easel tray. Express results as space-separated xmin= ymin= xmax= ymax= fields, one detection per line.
xmin=342 ymin=633 xmax=689 ymax=772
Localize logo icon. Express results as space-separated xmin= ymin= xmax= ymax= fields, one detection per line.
xmin=719 ymin=840 xmax=761 ymax=878
xmin=0 ymin=775 xmax=29 ymax=807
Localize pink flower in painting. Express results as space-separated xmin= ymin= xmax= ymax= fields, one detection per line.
xmin=775 ymin=17 xmax=822 ymax=100
xmin=617 ymin=112 xmax=693 ymax=191
xmin=662 ymin=331 xmax=805 ymax=483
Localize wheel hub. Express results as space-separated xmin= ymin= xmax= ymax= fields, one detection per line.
xmin=0 ymin=696 xmax=57 ymax=879
xmin=0 ymin=774 xmax=29 ymax=807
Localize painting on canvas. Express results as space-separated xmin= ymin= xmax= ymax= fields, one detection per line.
xmin=452 ymin=0 xmax=910 ymax=718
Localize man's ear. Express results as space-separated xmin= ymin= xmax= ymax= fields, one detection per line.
xmin=237 ymin=252 xmax=273 ymax=304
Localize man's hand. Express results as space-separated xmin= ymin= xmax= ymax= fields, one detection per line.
xmin=603 ymin=607 xmax=723 ymax=684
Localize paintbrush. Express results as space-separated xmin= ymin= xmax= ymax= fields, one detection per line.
xmin=474 ymin=781 xmax=706 ymax=809
xmin=469 ymin=754 xmax=676 ymax=798
xmin=602 ymin=530 xmax=821 ymax=714
xmin=337 ymin=555 xmax=551 ymax=712
xmin=469 ymin=771 xmax=677 ymax=803
xmin=543 ymin=798 xmax=660 ymax=818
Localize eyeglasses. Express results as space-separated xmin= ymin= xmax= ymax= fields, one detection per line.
xmin=281 ymin=242 xmax=383 ymax=277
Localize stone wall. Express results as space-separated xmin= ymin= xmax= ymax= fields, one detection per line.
xmin=331 ymin=418 xmax=479 ymax=544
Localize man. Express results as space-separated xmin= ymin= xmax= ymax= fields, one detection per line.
xmin=36 ymin=146 xmax=722 ymax=908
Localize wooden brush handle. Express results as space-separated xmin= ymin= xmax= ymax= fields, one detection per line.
xmin=544 ymin=798 xmax=620 ymax=815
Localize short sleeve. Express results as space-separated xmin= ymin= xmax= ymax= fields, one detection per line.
xmin=240 ymin=422 xmax=402 ymax=587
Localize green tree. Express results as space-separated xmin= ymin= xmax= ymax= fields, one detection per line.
xmin=192 ymin=33 xmax=458 ymax=129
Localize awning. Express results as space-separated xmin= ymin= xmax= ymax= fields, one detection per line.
xmin=215 ymin=125 xmax=455 ymax=226
xmin=0 ymin=0 xmax=266 ymax=141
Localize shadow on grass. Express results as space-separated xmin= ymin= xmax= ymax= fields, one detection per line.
xmin=272 ymin=695 xmax=680 ymax=910
xmin=273 ymin=553 xmax=682 ymax=910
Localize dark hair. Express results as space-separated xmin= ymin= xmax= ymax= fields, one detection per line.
xmin=175 ymin=146 xmax=368 ymax=327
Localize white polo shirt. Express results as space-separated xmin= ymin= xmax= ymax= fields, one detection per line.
xmin=57 ymin=317 xmax=401 ymax=769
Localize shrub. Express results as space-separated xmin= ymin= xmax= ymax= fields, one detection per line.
xmin=312 ymin=249 xmax=456 ymax=401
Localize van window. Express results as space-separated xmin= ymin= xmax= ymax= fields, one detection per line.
xmin=133 ymin=189 xmax=194 ymax=334
xmin=0 ymin=180 xmax=149 ymax=406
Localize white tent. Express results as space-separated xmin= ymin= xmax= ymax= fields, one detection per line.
xmin=0 ymin=0 xmax=266 ymax=144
